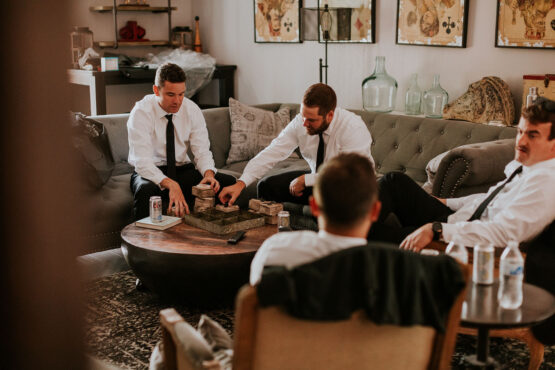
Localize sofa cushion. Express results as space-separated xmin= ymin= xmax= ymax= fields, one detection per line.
xmin=227 ymin=98 xmax=290 ymax=165
xmin=89 ymin=113 xmax=132 ymax=173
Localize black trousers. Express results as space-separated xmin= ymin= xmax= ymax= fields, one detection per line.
xmin=368 ymin=172 xmax=454 ymax=243
xmin=257 ymin=170 xmax=312 ymax=205
xmin=130 ymin=163 xmax=236 ymax=220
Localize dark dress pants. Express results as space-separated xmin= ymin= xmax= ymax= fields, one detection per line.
xmin=257 ymin=170 xmax=312 ymax=205
xmin=368 ymin=172 xmax=454 ymax=243
xmin=130 ymin=163 xmax=236 ymax=220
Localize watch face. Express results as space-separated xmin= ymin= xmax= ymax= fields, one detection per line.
xmin=433 ymin=222 xmax=442 ymax=233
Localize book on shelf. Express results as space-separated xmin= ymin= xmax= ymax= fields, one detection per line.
xmin=135 ymin=216 xmax=182 ymax=230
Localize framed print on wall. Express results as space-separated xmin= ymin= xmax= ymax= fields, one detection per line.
xmin=495 ymin=0 xmax=555 ymax=49
xmin=317 ymin=0 xmax=376 ymax=43
xmin=396 ymin=0 xmax=469 ymax=48
xmin=254 ymin=0 xmax=302 ymax=43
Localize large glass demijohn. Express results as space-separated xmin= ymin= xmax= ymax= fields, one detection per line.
xmin=362 ymin=56 xmax=398 ymax=112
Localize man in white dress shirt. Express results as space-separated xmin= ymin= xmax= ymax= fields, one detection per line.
xmin=369 ymin=98 xmax=555 ymax=251
xmin=219 ymin=83 xmax=373 ymax=206
xmin=250 ymin=153 xmax=381 ymax=285
xmin=128 ymin=63 xmax=235 ymax=220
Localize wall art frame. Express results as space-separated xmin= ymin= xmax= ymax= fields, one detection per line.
xmin=395 ymin=0 xmax=469 ymax=48
xmin=317 ymin=0 xmax=376 ymax=44
xmin=495 ymin=0 xmax=555 ymax=49
xmin=254 ymin=0 xmax=302 ymax=43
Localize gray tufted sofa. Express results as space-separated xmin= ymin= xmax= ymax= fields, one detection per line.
xmin=84 ymin=103 xmax=516 ymax=254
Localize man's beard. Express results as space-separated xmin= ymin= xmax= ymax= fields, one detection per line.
xmin=307 ymin=119 xmax=331 ymax=135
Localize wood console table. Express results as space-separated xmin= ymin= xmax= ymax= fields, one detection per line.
xmin=67 ymin=64 xmax=236 ymax=115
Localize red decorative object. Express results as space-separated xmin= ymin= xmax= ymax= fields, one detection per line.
xmin=119 ymin=21 xmax=149 ymax=41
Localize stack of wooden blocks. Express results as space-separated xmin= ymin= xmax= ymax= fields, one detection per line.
xmin=192 ymin=184 xmax=215 ymax=213
xmin=249 ymin=199 xmax=283 ymax=224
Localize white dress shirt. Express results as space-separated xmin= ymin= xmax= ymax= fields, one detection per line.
xmin=127 ymin=94 xmax=216 ymax=185
xmin=239 ymin=107 xmax=374 ymax=187
xmin=443 ymin=158 xmax=555 ymax=247
xmin=249 ymin=229 xmax=367 ymax=285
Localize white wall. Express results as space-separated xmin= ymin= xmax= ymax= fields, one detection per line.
xmin=192 ymin=0 xmax=555 ymax=114
xmin=70 ymin=0 xmax=554 ymax=115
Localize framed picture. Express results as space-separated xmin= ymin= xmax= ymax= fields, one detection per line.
xmin=396 ymin=0 xmax=469 ymax=48
xmin=254 ymin=0 xmax=302 ymax=43
xmin=317 ymin=0 xmax=376 ymax=43
xmin=495 ymin=0 xmax=555 ymax=49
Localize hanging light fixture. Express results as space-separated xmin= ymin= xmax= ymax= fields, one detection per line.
xmin=319 ymin=4 xmax=332 ymax=84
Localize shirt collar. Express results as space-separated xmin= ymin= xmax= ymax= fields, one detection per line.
xmin=508 ymin=157 xmax=555 ymax=176
xmin=322 ymin=109 xmax=338 ymax=137
xmin=317 ymin=229 xmax=367 ymax=246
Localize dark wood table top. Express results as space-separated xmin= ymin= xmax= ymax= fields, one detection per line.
xmin=121 ymin=222 xmax=277 ymax=256
xmin=461 ymin=281 xmax=555 ymax=330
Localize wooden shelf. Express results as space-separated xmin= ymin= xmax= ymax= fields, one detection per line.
xmin=89 ymin=5 xmax=177 ymax=13
xmin=96 ymin=40 xmax=180 ymax=48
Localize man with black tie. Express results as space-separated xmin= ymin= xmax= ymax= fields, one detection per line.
xmin=219 ymin=83 xmax=374 ymax=206
xmin=128 ymin=62 xmax=235 ymax=220
xmin=370 ymin=98 xmax=555 ymax=251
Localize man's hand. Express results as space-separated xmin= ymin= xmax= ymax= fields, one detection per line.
xmin=289 ymin=175 xmax=306 ymax=197
xmin=219 ymin=181 xmax=246 ymax=206
xmin=400 ymin=223 xmax=433 ymax=253
xmin=433 ymin=196 xmax=447 ymax=205
xmin=160 ymin=177 xmax=190 ymax=217
xmin=199 ymin=170 xmax=220 ymax=193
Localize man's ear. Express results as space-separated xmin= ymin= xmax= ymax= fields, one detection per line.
xmin=153 ymin=84 xmax=160 ymax=96
xmin=309 ymin=196 xmax=320 ymax=217
xmin=326 ymin=109 xmax=334 ymax=123
xmin=369 ymin=200 xmax=381 ymax=223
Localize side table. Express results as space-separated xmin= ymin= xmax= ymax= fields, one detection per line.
xmin=460 ymin=281 xmax=555 ymax=368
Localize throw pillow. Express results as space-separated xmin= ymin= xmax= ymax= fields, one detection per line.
xmin=70 ymin=112 xmax=115 ymax=189
xmin=227 ymin=98 xmax=291 ymax=165
xmin=198 ymin=314 xmax=233 ymax=351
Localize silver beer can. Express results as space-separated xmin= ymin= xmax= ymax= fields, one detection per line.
xmin=472 ymin=244 xmax=494 ymax=285
xmin=149 ymin=196 xmax=163 ymax=223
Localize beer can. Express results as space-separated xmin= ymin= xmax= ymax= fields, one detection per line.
xmin=149 ymin=196 xmax=163 ymax=223
xmin=472 ymin=244 xmax=494 ymax=285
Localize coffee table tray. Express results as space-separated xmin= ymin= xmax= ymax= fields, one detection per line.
xmin=183 ymin=208 xmax=266 ymax=235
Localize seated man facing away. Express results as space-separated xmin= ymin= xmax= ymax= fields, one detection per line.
xmin=369 ymin=98 xmax=555 ymax=252
xmin=127 ymin=62 xmax=235 ymax=220
xmin=219 ymin=83 xmax=373 ymax=207
xmin=250 ymin=152 xmax=381 ymax=285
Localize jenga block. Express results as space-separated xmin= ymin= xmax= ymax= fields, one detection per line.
xmin=195 ymin=197 xmax=215 ymax=208
xmin=194 ymin=205 xmax=209 ymax=213
xmin=192 ymin=184 xmax=215 ymax=198
xmin=265 ymin=214 xmax=278 ymax=225
xmin=249 ymin=198 xmax=263 ymax=212
xmin=215 ymin=204 xmax=240 ymax=213
xmin=259 ymin=201 xmax=283 ymax=216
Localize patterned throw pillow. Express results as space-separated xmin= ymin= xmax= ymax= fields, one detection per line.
xmin=226 ymin=98 xmax=291 ymax=165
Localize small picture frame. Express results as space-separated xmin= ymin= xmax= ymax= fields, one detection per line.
xmin=495 ymin=0 xmax=555 ymax=49
xmin=396 ymin=0 xmax=469 ymax=48
xmin=317 ymin=0 xmax=376 ymax=44
xmin=254 ymin=0 xmax=302 ymax=43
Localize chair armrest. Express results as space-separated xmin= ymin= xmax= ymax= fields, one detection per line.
xmin=432 ymin=139 xmax=515 ymax=198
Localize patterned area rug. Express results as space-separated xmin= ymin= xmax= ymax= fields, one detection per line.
xmin=85 ymin=271 xmax=555 ymax=370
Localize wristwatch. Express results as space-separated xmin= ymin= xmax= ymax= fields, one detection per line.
xmin=432 ymin=222 xmax=443 ymax=241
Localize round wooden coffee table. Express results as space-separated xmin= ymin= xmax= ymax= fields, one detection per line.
xmin=121 ymin=222 xmax=277 ymax=305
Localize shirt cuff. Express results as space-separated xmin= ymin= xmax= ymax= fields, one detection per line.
xmin=304 ymin=173 xmax=317 ymax=187
xmin=441 ymin=223 xmax=457 ymax=243
xmin=238 ymin=173 xmax=257 ymax=188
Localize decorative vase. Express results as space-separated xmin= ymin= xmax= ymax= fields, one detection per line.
xmin=423 ymin=74 xmax=449 ymax=118
xmin=362 ymin=56 xmax=398 ymax=113
xmin=405 ymin=73 xmax=422 ymax=115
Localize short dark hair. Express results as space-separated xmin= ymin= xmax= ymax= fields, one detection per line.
xmin=314 ymin=153 xmax=377 ymax=228
xmin=155 ymin=62 xmax=186 ymax=88
xmin=522 ymin=97 xmax=555 ymax=140
xmin=302 ymin=83 xmax=337 ymax=117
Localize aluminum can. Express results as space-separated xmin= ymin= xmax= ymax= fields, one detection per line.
xmin=472 ymin=244 xmax=494 ymax=285
xmin=149 ymin=196 xmax=163 ymax=223
xmin=277 ymin=211 xmax=291 ymax=232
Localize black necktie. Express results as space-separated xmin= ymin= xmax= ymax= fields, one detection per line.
xmin=316 ymin=133 xmax=325 ymax=172
xmin=467 ymin=165 xmax=523 ymax=221
xmin=165 ymin=114 xmax=176 ymax=180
